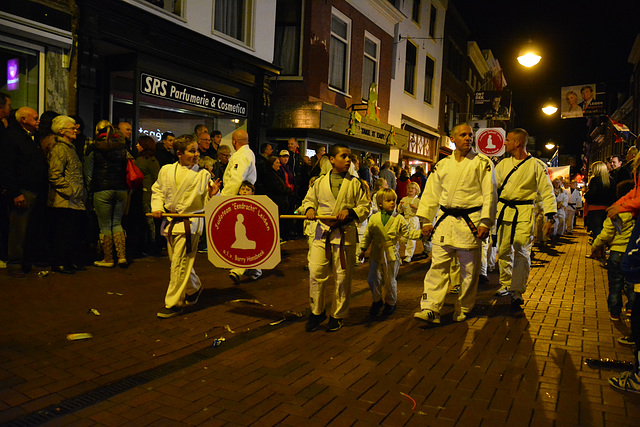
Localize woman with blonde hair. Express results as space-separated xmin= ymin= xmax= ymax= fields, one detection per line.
xmin=584 ymin=161 xmax=616 ymax=240
xmin=84 ymin=120 xmax=129 ymax=267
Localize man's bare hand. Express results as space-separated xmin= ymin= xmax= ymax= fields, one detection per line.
xmin=335 ymin=209 xmax=350 ymax=222
xmin=305 ymin=208 xmax=316 ymax=220
xmin=606 ymin=204 xmax=620 ymax=219
xmin=152 ymin=210 xmax=163 ymax=219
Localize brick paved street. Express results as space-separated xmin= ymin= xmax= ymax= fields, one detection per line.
xmin=1 ymin=221 xmax=639 ymax=426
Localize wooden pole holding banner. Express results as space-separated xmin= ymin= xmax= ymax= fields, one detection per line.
xmin=146 ymin=213 xmax=337 ymax=220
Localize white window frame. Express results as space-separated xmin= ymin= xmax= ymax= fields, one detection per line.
xmin=212 ymin=0 xmax=255 ymax=49
xmin=362 ymin=31 xmax=380 ymax=101
xmin=328 ymin=7 xmax=351 ymax=95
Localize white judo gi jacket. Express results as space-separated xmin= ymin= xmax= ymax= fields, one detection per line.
xmin=151 ymin=163 xmax=212 ymax=235
xmin=360 ymin=212 xmax=422 ymax=262
xmin=221 ymin=144 xmax=256 ymax=196
xmin=416 ymin=149 xmax=496 ymax=249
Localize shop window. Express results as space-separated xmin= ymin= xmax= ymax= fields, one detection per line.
xmin=424 ymin=56 xmax=434 ymax=104
xmin=362 ymin=34 xmax=379 ymax=101
xmin=329 ymin=8 xmax=351 ymax=93
xmin=0 ymin=42 xmax=40 ymax=109
xmin=214 ymin=0 xmax=253 ymax=45
xmin=274 ymin=0 xmax=302 ymax=76
xmin=404 ymin=40 xmax=417 ymax=95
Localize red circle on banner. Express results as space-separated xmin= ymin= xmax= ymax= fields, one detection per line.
xmin=476 ymin=129 xmax=504 ymax=156
xmin=207 ymin=198 xmax=279 ymax=268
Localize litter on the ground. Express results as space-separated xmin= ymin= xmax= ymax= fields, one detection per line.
xmin=88 ymin=309 xmax=101 ymax=316
xmin=212 ymin=337 xmax=226 ymax=347
xmin=37 ymin=270 xmax=50 ymax=277
xmin=224 ymin=325 xmax=235 ymax=333
xmin=67 ymin=333 xmax=93 ymax=341
xmin=585 ymin=357 xmax=635 ymax=370
xmin=107 ymin=292 xmax=123 ymax=296
xmin=229 ymin=298 xmax=265 ymax=305
xmin=400 ymin=392 xmax=417 ymax=410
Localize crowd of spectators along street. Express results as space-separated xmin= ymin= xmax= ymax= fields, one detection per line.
xmin=2 ymin=93 xmax=640 ymax=394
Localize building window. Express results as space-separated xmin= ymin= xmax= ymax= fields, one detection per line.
xmin=424 ymin=56 xmax=434 ymax=104
xmin=404 ymin=41 xmax=417 ymax=95
xmin=362 ymin=34 xmax=379 ymax=100
xmin=412 ymin=0 xmax=421 ymax=24
xmin=329 ymin=9 xmax=351 ymax=93
xmin=274 ymin=0 xmax=302 ymax=76
xmin=429 ymin=5 xmax=437 ymax=37
xmin=136 ymin=0 xmax=184 ymax=16
xmin=444 ymin=96 xmax=460 ymax=135
xmin=214 ymin=0 xmax=251 ymax=44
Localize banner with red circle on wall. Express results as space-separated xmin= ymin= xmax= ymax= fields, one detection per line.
xmin=475 ymin=127 xmax=505 ymax=157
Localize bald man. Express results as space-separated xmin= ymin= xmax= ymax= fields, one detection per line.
xmin=221 ymin=129 xmax=256 ymax=196
xmin=118 ymin=122 xmax=134 ymax=156
xmin=1 ymin=107 xmax=48 ymax=275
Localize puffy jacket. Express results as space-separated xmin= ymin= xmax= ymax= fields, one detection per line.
xmin=85 ymin=134 xmax=128 ymax=192
xmin=47 ymin=137 xmax=86 ymax=210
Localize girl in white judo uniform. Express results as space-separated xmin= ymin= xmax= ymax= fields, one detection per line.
xmin=302 ymin=144 xmax=370 ymax=332
xmin=360 ymin=188 xmax=422 ymax=318
xmin=398 ymin=182 xmax=421 ymax=263
xmin=151 ymin=134 xmax=220 ymax=319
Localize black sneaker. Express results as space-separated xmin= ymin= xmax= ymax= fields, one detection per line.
xmin=381 ymin=304 xmax=396 ymax=317
xmin=369 ymin=300 xmax=384 ymax=318
xmin=511 ymin=295 xmax=524 ymax=310
xmin=326 ymin=317 xmax=344 ymax=332
xmin=479 ymin=275 xmax=489 ymax=284
xmin=157 ymin=306 xmax=183 ymax=319
xmin=185 ymin=286 xmax=203 ymax=306
xmin=305 ymin=311 xmax=327 ymax=332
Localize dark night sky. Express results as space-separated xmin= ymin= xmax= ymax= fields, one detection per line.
xmin=452 ymin=0 xmax=640 ymax=159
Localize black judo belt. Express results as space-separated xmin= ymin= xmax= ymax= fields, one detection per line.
xmin=428 ymin=205 xmax=482 ymax=241
xmin=495 ymin=198 xmax=534 ymax=246
xmin=568 ymin=203 xmax=576 ymax=208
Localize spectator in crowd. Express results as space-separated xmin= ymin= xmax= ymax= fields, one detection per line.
xmin=610 ymin=154 xmax=632 ymax=187
xmin=85 ymin=120 xmax=129 ymax=268
xmin=410 ymin=165 xmax=428 ymax=194
xmin=623 ymin=146 xmax=638 ymax=179
xmin=359 ymin=157 xmax=373 ymax=190
xmin=197 ymin=131 xmax=213 ymax=158
xmin=370 ymin=165 xmax=380 ymax=182
xmin=310 ymin=146 xmax=325 ymax=171
xmin=36 ymin=111 xmax=59 ymax=156
xmin=70 ymin=115 xmax=89 ymax=161
xmin=48 ymin=115 xmax=86 ymax=274
xmin=210 ymin=130 xmax=222 ymax=159
xmin=263 ymin=156 xmax=291 ymax=237
xmin=1 ymin=107 xmax=47 ymax=277
xmin=0 ymin=92 xmax=11 ymax=268
xmin=396 ymin=169 xmax=410 ymax=200
xmin=379 ymin=161 xmax=396 ymax=190
xmin=278 ymin=150 xmax=295 ymax=194
xmin=255 ymin=142 xmax=273 ymax=194
xmin=156 ymin=132 xmax=177 ymax=167
xmin=584 ymin=161 xmax=616 ymax=241
xmin=118 ymin=122 xmax=134 ymax=157
xmin=135 ymin=135 xmax=160 ymax=256
xmin=211 ymin=144 xmax=232 ymax=182
xmin=194 ymin=124 xmax=208 ymax=137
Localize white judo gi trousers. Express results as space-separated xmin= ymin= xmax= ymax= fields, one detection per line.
xmin=165 ymin=231 xmax=202 ymax=308
xmin=420 ymin=244 xmax=481 ymax=314
xmin=402 ymin=216 xmax=421 ymax=259
xmin=368 ymin=258 xmax=400 ymax=306
xmin=309 ymin=239 xmax=356 ymax=319
xmin=497 ymin=217 xmax=535 ymax=296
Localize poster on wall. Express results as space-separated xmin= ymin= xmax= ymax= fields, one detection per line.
xmin=560 ymin=84 xmax=604 ymax=118
xmin=473 ymin=90 xmax=511 ymax=120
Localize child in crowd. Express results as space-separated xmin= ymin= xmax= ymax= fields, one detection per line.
xmin=229 ymin=181 xmax=263 ymax=283
xmin=370 ymin=177 xmax=388 ymax=215
xmin=398 ymin=181 xmax=421 ymax=263
xmin=302 ymin=143 xmax=370 ymax=332
xmin=151 ymin=134 xmax=220 ymax=319
xmin=360 ymin=188 xmax=422 ymax=318
xmin=590 ymin=180 xmax=636 ymax=322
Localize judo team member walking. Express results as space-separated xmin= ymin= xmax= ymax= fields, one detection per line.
xmin=414 ymin=124 xmax=496 ymax=324
xmin=302 ymin=143 xmax=370 ymax=332
xmin=566 ymin=180 xmax=582 ymax=234
xmin=359 ymin=188 xmax=422 ymax=318
xmin=152 ymin=134 xmax=220 ymax=319
xmin=495 ymin=128 xmax=556 ymax=308
xmin=398 ymin=181 xmax=421 ymax=263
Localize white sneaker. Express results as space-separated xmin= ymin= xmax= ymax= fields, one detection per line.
xmin=404 ymin=257 xmax=412 ymax=263
xmin=249 ymin=269 xmax=262 ymax=280
xmin=414 ymin=309 xmax=440 ymax=324
xmin=495 ymin=288 xmax=511 ymax=297
xmin=454 ymin=310 xmax=468 ymax=322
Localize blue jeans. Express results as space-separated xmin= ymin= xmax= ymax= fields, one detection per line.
xmin=93 ymin=190 xmax=127 ymax=236
xmin=607 ymin=251 xmax=635 ymax=316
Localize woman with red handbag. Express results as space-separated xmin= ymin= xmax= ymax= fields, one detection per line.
xmin=84 ymin=120 xmax=129 ymax=267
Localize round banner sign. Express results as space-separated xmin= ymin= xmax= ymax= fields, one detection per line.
xmin=475 ymin=127 xmax=505 ymax=157
xmin=205 ymin=196 xmax=280 ymax=269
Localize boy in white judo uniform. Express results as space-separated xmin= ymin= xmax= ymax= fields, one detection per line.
xmin=566 ymin=180 xmax=582 ymax=234
xmin=360 ymin=188 xmax=422 ymax=318
xmin=302 ymin=143 xmax=370 ymax=332
xmin=152 ymin=134 xmax=220 ymax=318
xmin=414 ymin=124 xmax=496 ymax=324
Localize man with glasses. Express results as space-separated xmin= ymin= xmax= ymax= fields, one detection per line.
xmin=211 ymin=144 xmax=232 ymax=182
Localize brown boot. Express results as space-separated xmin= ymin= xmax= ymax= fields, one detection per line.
xmin=113 ymin=231 xmax=128 ymax=267
xmin=94 ymin=235 xmax=115 ymax=268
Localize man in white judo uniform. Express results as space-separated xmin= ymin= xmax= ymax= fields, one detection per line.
xmin=494 ymin=128 xmax=556 ymax=308
xmin=566 ymin=180 xmax=582 ymax=234
xmin=221 ymin=129 xmax=256 ymax=196
xmin=414 ymin=124 xmax=496 ymax=324
xmin=302 ymin=143 xmax=370 ymax=332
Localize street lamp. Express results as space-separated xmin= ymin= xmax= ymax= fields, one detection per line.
xmin=517 ymin=41 xmax=541 ymax=67
xmin=542 ymin=103 xmax=558 ymax=115
xmin=545 ymin=141 xmax=556 ymax=150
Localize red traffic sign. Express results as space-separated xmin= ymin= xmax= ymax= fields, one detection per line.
xmin=475 ymin=127 xmax=505 ymax=157
xmin=205 ymin=196 xmax=281 ymax=269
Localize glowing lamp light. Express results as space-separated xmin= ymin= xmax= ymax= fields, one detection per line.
xmin=542 ymin=105 xmax=558 ymax=115
xmin=545 ymin=142 xmax=556 ymax=150
xmin=517 ymin=52 xmax=542 ymax=67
